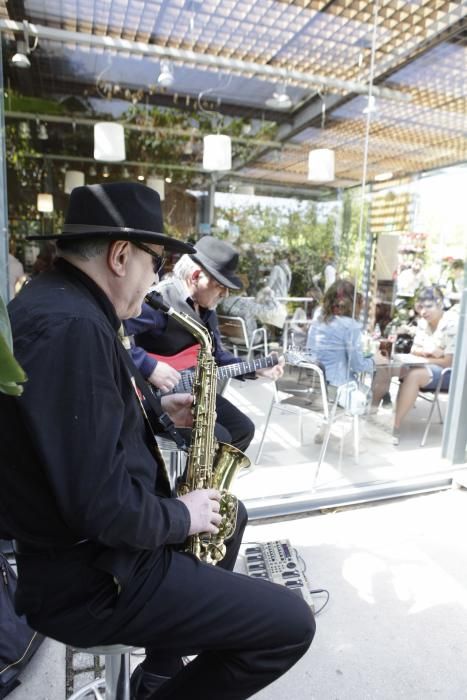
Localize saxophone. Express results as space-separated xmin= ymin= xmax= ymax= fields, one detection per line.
xmin=145 ymin=292 xmax=250 ymax=564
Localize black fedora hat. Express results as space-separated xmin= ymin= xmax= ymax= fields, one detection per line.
xmin=27 ymin=182 xmax=195 ymax=254
xmin=190 ymin=236 xmax=242 ymax=290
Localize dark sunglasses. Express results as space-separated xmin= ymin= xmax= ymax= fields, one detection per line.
xmin=132 ymin=241 xmax=165 ymax=275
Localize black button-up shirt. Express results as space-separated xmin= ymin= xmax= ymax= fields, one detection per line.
xmin=0 ymin=259 xmax=189 ymax=550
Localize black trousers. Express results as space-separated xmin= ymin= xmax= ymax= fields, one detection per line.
xmin=178 ymin=393 xmax=255 ymax=453
xmin=16 ymin=503 xmax=315 ymax=700
xmin=214 ymin=393 xmax=255 ymax=453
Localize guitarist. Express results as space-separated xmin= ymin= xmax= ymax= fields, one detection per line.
xmin=125 ymin=236 xmax=283 ymax=452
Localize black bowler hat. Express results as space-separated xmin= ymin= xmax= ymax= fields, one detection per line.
xmin=27 ymin=182 xmax=195 ymax=254
xmin=190 ymin=236 xmax=242 ymax=290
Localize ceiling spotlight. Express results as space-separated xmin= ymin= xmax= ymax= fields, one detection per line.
xmin=10 ymin=40 xmax=31 ymax=69
xmin=102 ymin=166 xmax=110 ymax=178
xmin=158 ymin=61 xmax=175 ymax=88
xmin=137 ymin=172 xmax=145 ymax=181
xmin=265 ymin=88 xmax=292 ymax=111
xmin=37 ymin=123 xmax=48 ymax=140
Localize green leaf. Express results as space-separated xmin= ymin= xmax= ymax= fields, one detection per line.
xmin=0 ymin=381 xmax=24 ymax=396
xmin=0 ymin=296 xmax=27 ymax=394
xmin=0 ymin=296 xmax=12 ymax=350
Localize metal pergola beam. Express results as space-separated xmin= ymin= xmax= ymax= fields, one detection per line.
xmin=0 ymin=19 xmax=409 ymax=102
xmin=4 ymin=110 xmax=302 ymax=151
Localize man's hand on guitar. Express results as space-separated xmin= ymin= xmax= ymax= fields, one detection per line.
xmin=160 ymin=393 xmax=194 ymax=428
xmin=148 ymin=361 xmax=181 ymax=392
xmin=256 ymin=352 xmax=285 ymax=381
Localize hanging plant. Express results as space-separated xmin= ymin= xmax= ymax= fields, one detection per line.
xmin=121 ymin=104 xmax=277 ymax=183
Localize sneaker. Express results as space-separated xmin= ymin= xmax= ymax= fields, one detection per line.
xmin=392 ymin=428 xmax=400 ymax=446
xmin=130 ymin=664 xmax=170 ymax=700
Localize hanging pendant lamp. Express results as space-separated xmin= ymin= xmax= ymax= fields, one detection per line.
xmin=94 ymin=122 xmax=126 ymax=162
xmin=203 ymin=134 xmax=231 ymax=171
xmin=307 ymin=148 xmax=335 ymax=182
xmin=64 ymin=170 xmax=85 ymax=194
xmin=146 ymin=176 xmax=165 ymax=201
xmin=37 ymin=193 xmax=54 ymax=213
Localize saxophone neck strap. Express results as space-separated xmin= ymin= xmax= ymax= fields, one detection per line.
xmin=116 ymin=332 xmax=188 ymax=451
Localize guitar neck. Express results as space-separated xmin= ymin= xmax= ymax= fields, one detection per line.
xmin=217 ymin=355 xmax=276 ymax=380
xmin=178 ymin=355 xmax=277 ymax=393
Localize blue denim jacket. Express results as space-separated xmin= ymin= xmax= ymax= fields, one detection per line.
xmin=306 ymin=315 xmax=374 ymax=386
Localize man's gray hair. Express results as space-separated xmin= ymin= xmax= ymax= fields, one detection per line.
xmin=56 ymin=238 xmax=109 ymax=260
xmin=172 ymin=255 xmax=202 ymax=281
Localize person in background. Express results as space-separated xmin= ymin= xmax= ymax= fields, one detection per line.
xmin=30 ymin=242 xmax=56 ymax=277
xmin=306 ymin=280 xmax=391 ymax=439
xmin=392 ymin=285 xmax=457 ymax=446
xmin=267 ymin=252 xmax=292 ymax=298
xmin=1 ymin=183 xmax=314 ymax=700
xmin=323 ymin=254 xmax=337 ymax=292
xmin=443 ymin=258 xmax=464 ymax=305
xmin=396 ymin=258 xmax=427 ymax=299
xmin=126 ymin=236 xmax=284 ymax=453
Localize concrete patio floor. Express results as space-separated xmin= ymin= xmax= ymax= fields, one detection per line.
xmin=9 ymin=375 xmax=466 ymax=699
xmin=231 ymin=375 xmax=454 ymax=501
xmin=10 ymin=487 xmax=467 ymax=699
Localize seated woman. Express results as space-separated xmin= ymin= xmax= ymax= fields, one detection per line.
xmin=392 ymin=285 xmax=457 ymax=446
xmin=306 ymin=280 xmax=390 ymax=415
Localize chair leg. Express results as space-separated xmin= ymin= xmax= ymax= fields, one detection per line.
xmin=68 ymin=679 xmax=106 ymax=700
xmin=105 ymin=652 xmax=131 ymax=700
xmin=313 ymin=402 xmax=338 ymax=487
xmin=255 ymin=397 xmax=276 ymax=464
xmin=352 ymin=415 xmax=359 ymax=463
xmin=420 ymin=397 xmax=439 ymax=447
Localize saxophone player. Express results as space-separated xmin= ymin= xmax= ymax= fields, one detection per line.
xmin=126 ymin=235 xmax=284 ymax=453
xmin=1 ymin=183 xmax=315 ymax=700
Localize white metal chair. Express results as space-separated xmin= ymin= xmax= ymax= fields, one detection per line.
xmin=281 ymin=317 xmax=314 ymax=352
xmin=255 ymin=360 xmax=330 ymax=464
xmin=217 ymin=315 xmax=268 ymax=360
xmin=418 ymin=367 xmax=452 ymax=446
xmin=255 ymin=361 xmax=365 ymax=483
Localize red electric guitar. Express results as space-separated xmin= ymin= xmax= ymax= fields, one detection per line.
xmin=148 ymin=345 xmax=279 ymax=394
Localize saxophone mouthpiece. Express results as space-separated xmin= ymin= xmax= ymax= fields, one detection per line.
xmin=145 ymin=291 xmax=170 ymax=314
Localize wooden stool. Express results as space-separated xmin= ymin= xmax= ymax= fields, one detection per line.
xmin=68 ymin=644 xmax=137 ymax=700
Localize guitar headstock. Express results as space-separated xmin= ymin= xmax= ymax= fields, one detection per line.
xmin=284 ymin=349 xmax=313 ymax=365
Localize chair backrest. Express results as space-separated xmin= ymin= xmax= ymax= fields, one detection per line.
xmin=217 ymin=315 xmax=250 ymax=348
xmin=217 ymin=314 xmax=268 ymax=357
xmin=419 ymin=367 xmax=452 ymax=397
xmin=282 ymin=317 xmax=314 ymax=351
xmin=276 ymin=361 xmax=330 ymax=419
